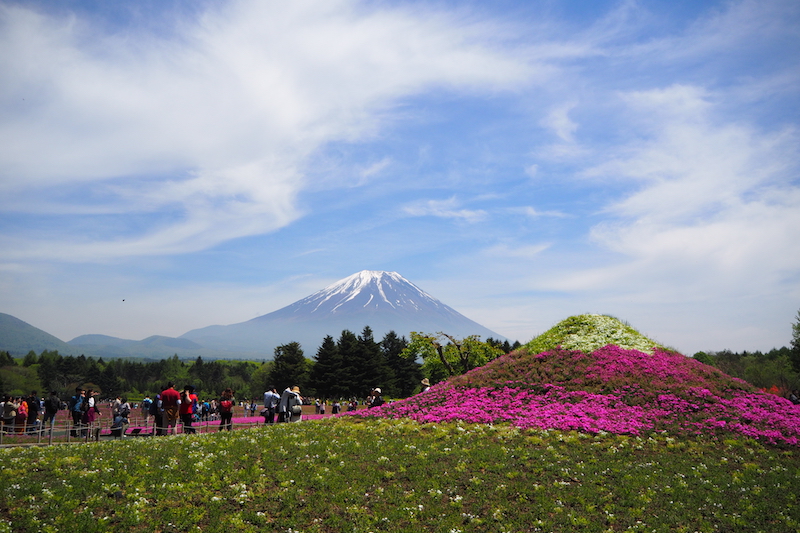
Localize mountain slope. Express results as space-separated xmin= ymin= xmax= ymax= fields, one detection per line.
xmin=181 ymin=270 xmax=503 ymax=353
xmin=0 ymin=313 xmax=75 ymax=356
xmin=67 ymin=334 xmax=209 ymax=359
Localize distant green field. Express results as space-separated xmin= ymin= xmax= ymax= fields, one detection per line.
xmin=1 ymin=418 xmax=798 ymax=533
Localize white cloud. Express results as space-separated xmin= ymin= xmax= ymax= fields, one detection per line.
xmin=0 ymin=0 xmax=534 ymax=260
xmin=517 ymin=206 xmax=569 ymax=219
xmin=402 ymin=197 xmax=487 ymax=222
xmin=541 ymin=102 xmax=578 ymax=143
xmin=552 ymin=84 xmax=800 ymax=301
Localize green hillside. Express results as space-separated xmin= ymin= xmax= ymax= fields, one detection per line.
xmin=0 ymin=312 xmax=75 ymax=356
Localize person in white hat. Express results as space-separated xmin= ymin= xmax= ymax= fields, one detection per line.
xmin=369 ymin=388 xmax=384 ymax=408
xmin=278 ymin=385 xmax=303 ymax=422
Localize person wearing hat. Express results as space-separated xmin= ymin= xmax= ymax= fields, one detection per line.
xmin=278 ymin=385 xmax=303 ymax=423
xmin=421 ymin=378 xmax=431 ymax=393
xmin=369 ymin=388 xmax=384 ymax=408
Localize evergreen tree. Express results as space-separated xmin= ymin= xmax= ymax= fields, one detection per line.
xmin=0 ymin=350 xmax=15 ymax=366
xmin=381 ymin=331 xmax=421 ymax=398
xmin=309 ymin=335 xmax=343 ymax=399
xmin=267 ymin=342 xmax=309 ymax=392
xmin=354 ymin=326 xmax=393 ymax=397
xmin=36 ymin=350 xmax=62 ymax=393
xmin=336 ymin=330 xmax=360 ymax=397
xmin=22 ymin=350 xmax=37 ymax=367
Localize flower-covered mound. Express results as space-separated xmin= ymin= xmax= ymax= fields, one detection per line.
xmin=355 ymin=345 xmax=800 ymax=446
xmin=524 ymin=314 xmax=666 ymax=354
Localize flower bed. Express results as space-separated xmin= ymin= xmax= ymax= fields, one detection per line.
xmin=355 ymin=346 xmax=800 ymax=446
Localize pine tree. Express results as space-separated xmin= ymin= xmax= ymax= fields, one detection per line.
xmin=381 ymin=331 xmax=420 ymax=397
xmin=336 ymin=330 xmax=360 ymax=397
xmin=309 ymin=335 xmax=343 ymax=399
xmin=355 ymin=326 xmax=394 ymax=398
xmin=267 ymin=342 xmax=309 ymax=392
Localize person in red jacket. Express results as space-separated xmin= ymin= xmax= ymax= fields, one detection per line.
xmin=179 ymin=385 xmax=198 ymax=434
xmin=160 ymin=382 xmax=181 ymax=435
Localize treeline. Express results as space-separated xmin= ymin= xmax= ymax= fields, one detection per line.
xmin=0 ymin=326 xmax=517 ymax=401
xmin=0 ymin=349 xmax=267 ymax=401
xmin=693 ymin=347 xmax=800 ymax=393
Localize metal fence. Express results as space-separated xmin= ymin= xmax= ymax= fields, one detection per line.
xmin=0 ymin=408 xmax=331 ymax=447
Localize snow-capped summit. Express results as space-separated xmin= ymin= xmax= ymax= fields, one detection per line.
xmin=181 ymin=270 xmax=503 ymax=354
xmin=286 ymin=270 xmax=444 ymax=316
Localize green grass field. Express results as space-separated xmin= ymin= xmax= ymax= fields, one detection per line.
xmin=1 ymin=417 xmax=798 ymax=533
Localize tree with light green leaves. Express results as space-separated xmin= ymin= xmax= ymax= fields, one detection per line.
xmin=791 ymin=309 xmax=800 ymax=374
xmin=402 ymin=332 xmax=503 ymax=384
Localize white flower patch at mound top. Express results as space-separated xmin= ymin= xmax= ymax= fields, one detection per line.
xmin=524 ymin=314 xmax=665 ymax=355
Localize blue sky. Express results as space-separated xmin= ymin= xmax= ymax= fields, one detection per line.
xmin=1 ymin=0 xmax=798 ymax=355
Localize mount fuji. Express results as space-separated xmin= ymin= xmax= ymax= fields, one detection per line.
xmin=180 ymin=270 xmax=503 ymax=354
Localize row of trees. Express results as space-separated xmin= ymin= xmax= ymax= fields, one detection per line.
xmin=0 ymin=327 xmax=517 ymax=401
xmin=268 ymin=327 xmax=422 ymax=399
xmin=691 ymin=309 xmax=800 ymax=393
xmin=693 ymin=346 xmax=800 ymax=393
xmin=0 ymin=349 xmax=266 ymax=401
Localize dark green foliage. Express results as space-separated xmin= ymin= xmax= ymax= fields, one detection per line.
xmin=335 ymin=329 xmax=360 ymax=396
xmin=0 ymin=350 xmax=15 ymax=366
xmin=309 ymin=335 xmax=344 ymax=399
xmin=381 ymin=331 xmax=421 ymax=397
xmin=267 ymin=342 xmax=309 ymax=392
xmin=22 ymin=350 xmax=38 ymax=367
xmin=699 ymin=346 xmax=799 ymax=392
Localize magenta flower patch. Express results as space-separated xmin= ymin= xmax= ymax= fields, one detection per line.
xmin=353 ymin=346 xmax=800 ymax=446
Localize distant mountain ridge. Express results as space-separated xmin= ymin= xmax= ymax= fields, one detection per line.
xmin=1 ymin=271 xmax=504 ymax=359
xmin=0 ymin=313 xmax=75 ymax=355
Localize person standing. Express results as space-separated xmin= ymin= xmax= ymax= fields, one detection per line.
xmin=150 ymin=394 xmax=163 ymax=436
xmin=278 ymin=385 xmax=303 ymax=423
xmin=263 ymin=387 xmax=280 ymax=424
xmin=42 ymin=391 xmax=61 ymax=432
xmin=218 ymin=388 xmax=235 ymax=431
xmin=179 ymin=385 xmax=198 ymax=434
xmin=25 ymin=391 xmax=40 ymax=434
xmin=81 ymin=388 xmax=100 ymax=439
xmin=141 ymin=395 xmax=152 ymax=426
xmin=2 ymin=395 xmax=18 ymax=433
xmin=111 ymin=396 xmax=123 ymax=421
xmin=68 ymin=388 xmax=84 ymax=437
xmin=160 ymin=382 xmax=181 ymax=435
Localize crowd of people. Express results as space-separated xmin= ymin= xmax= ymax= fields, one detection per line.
xmin=0 ymin=380 xmax=429 ymax=439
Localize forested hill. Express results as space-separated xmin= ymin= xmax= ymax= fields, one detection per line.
xmin=0 ymin=313 xmax=75 ymax=355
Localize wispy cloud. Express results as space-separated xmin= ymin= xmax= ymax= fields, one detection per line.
xmin=402 ymin=197 xmax=487 ymax=222
xmin=0 ymin=0 xmax=534 ymax=260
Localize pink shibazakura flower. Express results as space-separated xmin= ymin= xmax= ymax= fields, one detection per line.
xmin=353 ymin=346 xmax=800 ymax=446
